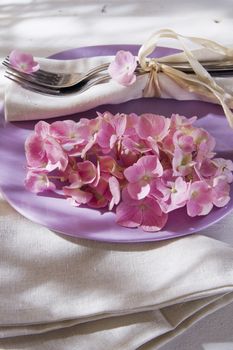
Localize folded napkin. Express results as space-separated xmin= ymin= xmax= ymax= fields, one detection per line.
xmin=5 ymin=29 xmax=233 ymax=127
xmin=0 ymin=194 xmax=233 ymax=350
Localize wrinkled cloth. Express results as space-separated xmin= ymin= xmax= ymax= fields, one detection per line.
xmin=4 ymin=47 xmax=233 ymax=122
xmin=0 ymin=194 xmax=233 ymax=350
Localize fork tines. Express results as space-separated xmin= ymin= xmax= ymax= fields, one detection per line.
xmin=4 ymin=71 xmax=61 ymax=95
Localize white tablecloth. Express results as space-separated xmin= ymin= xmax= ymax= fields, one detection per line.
xmin=0 ymin=1 xmax=233 ymax=349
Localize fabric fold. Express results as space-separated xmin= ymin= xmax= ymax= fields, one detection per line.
xmin=0 ymin=196 xmax=233 ymax=349
xmin=4 ymin=47 xmax=233 ymax=123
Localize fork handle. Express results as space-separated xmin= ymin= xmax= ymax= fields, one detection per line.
xmin=79 ymin=59 xmax=233 ymax=78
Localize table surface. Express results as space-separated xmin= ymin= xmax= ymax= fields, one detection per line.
xmin=0 ymin=1 xmax=233 ymax=349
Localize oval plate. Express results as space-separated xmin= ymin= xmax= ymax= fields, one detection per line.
xmin=0 ymin=45 xmax=233 ymax=242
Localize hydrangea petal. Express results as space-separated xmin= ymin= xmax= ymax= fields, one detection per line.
xmin=77 ymin=161 xmax=97 ymax=184
xmin=109 ymin=176 xmax=121 ymax=210
xmin=108 ymin=50 xmax=137 ymax=86
xmin=187 ymin=181 xmax=213 ymax=217
xmin=9 ymin=50 xmax=40 ymax=74
xmin=116 ymin=201 xmax=143 ymax=228
xmin=25 ymin=134 xmax=46 ymax=168
xmin=212 ymin=176 xmax=231 ymax=207
xmin=44 ymin=137 xmax=68 ymax=171
xmin=116 ymin=189 xmax=167 ymax=231
xmin=63 ymin=187 xmax=93 ymax=205
xmin=137 ymin=114 xmax=170 ymax=141
xmin=34 ymin=121 xmax=50 ymax=138
xmin=25 ymin=171 xmax=55 ymax=193
xmin=141 ymin=198 xmax=168 ymax=232
xmin=127 ymin=181 xmax=151 ymax=200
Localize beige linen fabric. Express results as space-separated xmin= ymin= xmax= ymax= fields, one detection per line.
xmin=0 ymin=194 xmax=233 ymax=350
xmin=4 ymin=48 xmax=233 ymax=122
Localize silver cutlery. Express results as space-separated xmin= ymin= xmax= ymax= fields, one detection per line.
xmin=3 ymin=55 xmax=233 ymax=96
xmin=4 ymin=71 xmax=112 ymax=96
xmin=2 ymin=56 xmax=110 ymax=89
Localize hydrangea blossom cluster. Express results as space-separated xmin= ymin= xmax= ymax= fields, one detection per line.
xmin=25 ymin=112 xmax=233 ymax=232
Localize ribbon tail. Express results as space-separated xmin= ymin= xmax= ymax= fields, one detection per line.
xmin=164 ymin=66 xmax=233 ymax=128
xmin=138 ymin=29 xmax=233 ymax=128
xmin=210 ymin=91 xmax=233 ymax=129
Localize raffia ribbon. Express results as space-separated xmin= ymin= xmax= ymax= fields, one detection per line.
xmin=138 ymin=29 xmax=233 ymax=128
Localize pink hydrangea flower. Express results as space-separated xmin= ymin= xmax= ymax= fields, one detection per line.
xmin=192 ymin=128 xmax=216 ymax=153
xmin=25 ymin=133 xmax=68 ymax=172
xmin=67 ymin=160 xmax=98 ymax=188
xmin=63 ymin=187 xmax=93 ymax=206
xmin=63 ymin=161 xmax=99 ymax=206
xmin=136 ymin=113 xmax=170 ymax=142
xmin=198 ymin=158 xmax=218 ymax=179
xmin=169 ymin=177 xmax=190 ymax=210
xmin=170 ymin=114 xmax=197 ymax=128
xmin=97 ymin=112 xmax=127 ymax=152
xmin=43 ymin=137 xmax=69 ymax=172
xmin=50 ymin=120 xmax=87 ymax=147
xmin=151 ymin=176 xmax=190 ymax=213
xmin=124 ymin=155 xmax=163 ymax=200
xmin=173 ymin=133 xmax=195 ymax=153
xmin=212 ymin=158 xmax=233 ymax=183
xmin=25 ymin=133 xmax=47 ymax=169
xmin=25 ymin=120 xmax=68 ymax=172
xmin=9 ymin=49 xmax=39 ymax=73
xmin=53 ymin=118 xmax=100 ymax=157
xmin=99 ymin=156 xmax=124 ymax=179
xmin=116 ymin=188 xmax=168 ymax=231
xmin=187 ymin=181 xmax=213 ymax=217
xmin=108 ymin=50 xmax=137 ymax=86
xmin=122 ymin=136 xmax=152 ymax=155
xmin=25 ymin=171 xmax=56 ymax=193
xmin=165 ymin=116 xmax=215 ymax=163
xmin=212 ymin=176 xmax=231 ymax=207
xmin=88 ymin=177 xmax=112 ymax=208
xmin=172 ymin=147 xmax=195 ymax=176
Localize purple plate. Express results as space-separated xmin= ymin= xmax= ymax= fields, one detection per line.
xmin=1 ymin=45 xmax=233 ymax=243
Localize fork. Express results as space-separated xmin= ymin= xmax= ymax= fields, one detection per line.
xmin=4 ymin=67 xmax=148 ymax=95
xmin=2 ymin=56 xmax=110 ymax=89
xmin=3 ymin=56 xmax=233 ymax=91
xmin=4 ymin=70 xmax=113 ymax=96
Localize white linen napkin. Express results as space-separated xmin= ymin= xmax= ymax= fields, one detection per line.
xmin=0 ymin=193 xmax=233 ymax=350
xmin=4 ymin=48 xmax=233 ymax=122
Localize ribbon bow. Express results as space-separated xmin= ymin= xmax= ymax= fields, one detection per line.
xmin=138 ymin=29 xmax=233 ymax=128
